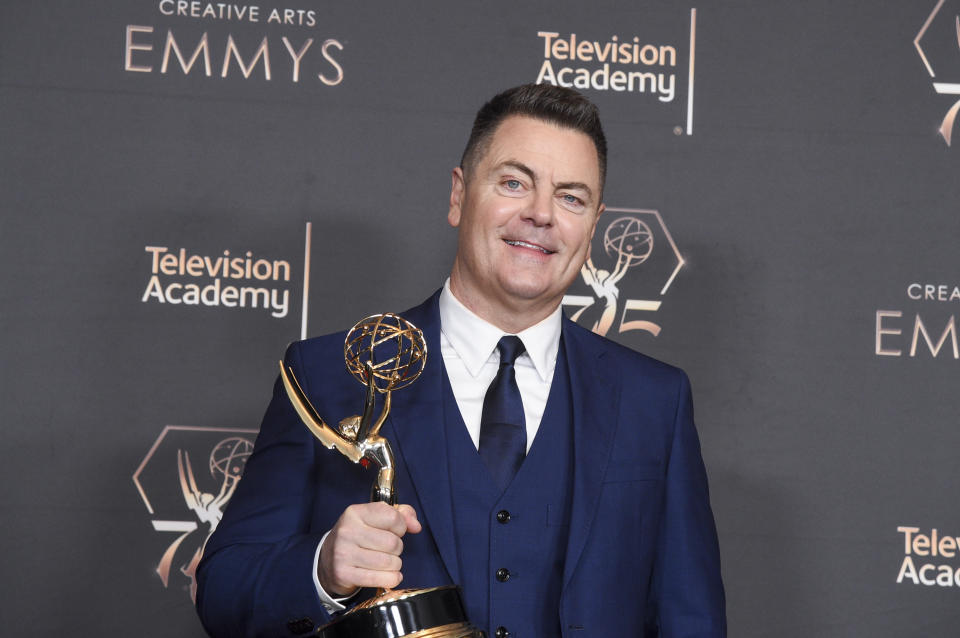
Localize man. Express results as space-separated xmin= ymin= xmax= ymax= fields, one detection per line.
xmin=196 ymin=83 xmax=726 ymax=637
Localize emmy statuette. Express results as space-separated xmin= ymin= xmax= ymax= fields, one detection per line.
xmin=280 ymin=313 xmax=484 ymax=638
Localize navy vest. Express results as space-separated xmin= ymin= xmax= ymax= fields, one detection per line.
xmin=442 ymin=340 xmax=574 ymax=638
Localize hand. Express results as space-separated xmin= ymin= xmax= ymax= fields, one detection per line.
xmin=318 ymin=502 xmax=422 ymax=597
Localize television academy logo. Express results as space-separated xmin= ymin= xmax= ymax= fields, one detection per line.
xmin=535 ymin=31 xmax=679 ymax=102
xmin=133 ymin=426 xmax=256 ymax=601
xmin=140 ymin=222 xmax=315 ymax=337
xmin=535 ymin=9 xmax=698 ymax=136
xmin=897 ymin=526 xmax=960 ymax=587
xmin=915 ymin=0 xmax=960 ymax=145
xmin=563 ymin=208 xmax=684 ymax=338
xmin=141 ymin=245 xmax=294 ymax=318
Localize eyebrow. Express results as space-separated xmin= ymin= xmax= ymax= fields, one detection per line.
xmin=496 ymin=160 xmax=595 ymax=201
xmin=498 ymin=160 xmax=536 ymax=183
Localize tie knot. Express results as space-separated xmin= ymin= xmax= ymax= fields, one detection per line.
xmin=496 ymin=336 xmax=525 ymax=366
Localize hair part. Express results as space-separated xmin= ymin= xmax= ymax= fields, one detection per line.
xmin=459 ymin=83 xmax=607 ymax=194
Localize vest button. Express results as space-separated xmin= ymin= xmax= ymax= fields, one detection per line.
xmin=495 ymin=626 xmax=510 ymax=638
xmin=495 ymin=567 xmax=511 ymax=582
xmin=496 ymin=509 xmax=511 ymax=523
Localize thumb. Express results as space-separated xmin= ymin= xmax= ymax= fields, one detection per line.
xmin=396 ymin=504 xmax=422 ymax=534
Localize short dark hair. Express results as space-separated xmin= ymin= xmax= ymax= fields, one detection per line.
xmin=459 ymin=83 xmax=607 ymax=192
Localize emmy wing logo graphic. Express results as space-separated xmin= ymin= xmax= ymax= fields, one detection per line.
xmin=564 ymin=208 xmax=683 ymax=337
xmin=133 ymin=426 xmax=256 ymax=601
xmin=915 ymin=0 xmax=960 ymax=145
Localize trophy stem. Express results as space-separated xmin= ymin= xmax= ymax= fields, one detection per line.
xmin=370 ymin=465 xmax=396 ymax=505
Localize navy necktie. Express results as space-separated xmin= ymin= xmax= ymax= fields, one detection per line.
xmin=479 ymin=336 xmax=527 ymax=491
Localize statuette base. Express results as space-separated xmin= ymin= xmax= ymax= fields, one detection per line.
xmin=316 ymin=585 xmax=484 ymax=638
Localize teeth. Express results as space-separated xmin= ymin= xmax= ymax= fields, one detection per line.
xmin=505 ymin=239 xmax=553 ymax=254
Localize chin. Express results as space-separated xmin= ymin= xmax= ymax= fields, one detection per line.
xmin=498 ymin=276 xmax=558 ymax=305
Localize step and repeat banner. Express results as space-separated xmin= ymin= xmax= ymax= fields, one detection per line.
xmin=2 ymin=1 xmax=959 ymax=636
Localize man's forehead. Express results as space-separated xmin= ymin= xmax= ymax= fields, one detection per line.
xmin=479 ymin=116 xmax=602 ymax=185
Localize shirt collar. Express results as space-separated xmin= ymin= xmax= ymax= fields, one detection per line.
xmin=438 ymin=278 xmax=561 ymax=382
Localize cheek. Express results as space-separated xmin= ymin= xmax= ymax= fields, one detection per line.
xmin=563 ymin=221 xmax=594 ymax=254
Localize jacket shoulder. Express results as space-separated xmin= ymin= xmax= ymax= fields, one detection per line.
xmin=563 ymin=316 xmax=689 ymax=387
xmin=284 ymin=329 xmax=349 ymax=371
xmin=283 ymin=290 xmax=440 ymax=390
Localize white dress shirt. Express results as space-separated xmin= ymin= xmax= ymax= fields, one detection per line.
xmin=437 ymin=279 xmax=561 ymax=452
xmin=313 ymin=280 xmax=562 ymax=611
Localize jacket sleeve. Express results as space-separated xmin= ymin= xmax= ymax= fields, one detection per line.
xmin=195 ymin=341 xmax=335 ymax=638
xmin=650 ymin=370 xmax=726 ymax=637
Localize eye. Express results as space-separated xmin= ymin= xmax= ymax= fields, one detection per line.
xmin=504 ymin=179 xmax=522 ymax=190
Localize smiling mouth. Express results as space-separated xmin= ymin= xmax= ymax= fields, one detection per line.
xmin=504 ymin=239 xmax=556 ymax=254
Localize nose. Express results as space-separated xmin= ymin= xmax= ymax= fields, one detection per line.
xmin=524 ymin=189 xmax=555 ymax=227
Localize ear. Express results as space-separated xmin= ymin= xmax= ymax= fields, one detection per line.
xmin=448 ymin=166 xmax=465 ymax=228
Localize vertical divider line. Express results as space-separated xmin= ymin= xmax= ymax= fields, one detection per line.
xmin=301 ymin=221 xmax=312 ymax=340
xmin=687 ymin=8 xmax=697 ymax=136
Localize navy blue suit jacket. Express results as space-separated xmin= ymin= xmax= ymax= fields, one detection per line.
xmin=196 ymin=291 xmax=725 ymax=637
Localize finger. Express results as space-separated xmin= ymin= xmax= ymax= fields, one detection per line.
xmin=396 ymin=504 xmax=422 ymax=534
xmin=323 ymin=561 xmax=402 ymax=595
xmin=340 ymin=566 xmax=404 ymax=591
xmin=321 ymin=541 xmax=403 ymax=594
xmin=354 ymin=502 xmax=410 ymax=537
xmin=352 ymin=525 xmax=405 ymax=556
xmin=349 ymin=546 xmax=403 ymax=573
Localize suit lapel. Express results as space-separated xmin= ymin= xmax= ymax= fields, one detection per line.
xmin=561 ymin=319 xmax=621 ymax=589
xmin=384 ymin=292 xmax=461 ymax=585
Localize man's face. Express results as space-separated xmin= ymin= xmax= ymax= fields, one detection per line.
xmin=448 ymin=115 xmax=604 ymax=323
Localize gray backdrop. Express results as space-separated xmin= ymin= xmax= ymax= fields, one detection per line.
xmin=3 ymin=1 xmax=959 ymax=636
